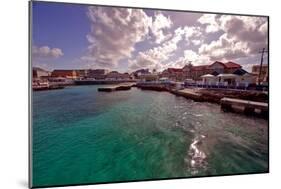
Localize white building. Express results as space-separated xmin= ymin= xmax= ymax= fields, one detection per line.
xmin=200 ymin=69 xmax=256 ymax=87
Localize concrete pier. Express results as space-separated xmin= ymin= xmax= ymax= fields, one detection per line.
xmin=172 ymin=89 xmax=203 ymax=101
xmin=220 ymin=97 xmax=268 ymax=116
xmin=98 ymin=83 xmax=135 ymax=92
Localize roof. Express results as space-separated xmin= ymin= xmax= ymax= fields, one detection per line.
xmin=192 ymin=65 xmax=208 ymax=71
xmin=51 ymin=70 xmax=76 ymax=76
xmin=224 ymin=61 xmax=242 ymax=68
xmin=211 ymin=71 xmax=220 ymax=76
xmin=232 ymin=68 xmax=248 ymax=76
xmin=208 ymin=61 xmax=226 ymax=68
xmin=201 ymin=74 xmax=215 ymax=78
xmin=52 ymin=69 xmax=75 ymax=72
xmin=109 ymin=71 xmax=119 ymax=74
xmin=167 ymin=68 xmax=183 ymax=72
xmin=208 ymin=61 xmax=241 ymax=69
xmin=134 ymin=68 xmax=150 ymax=74
xmin=33 ymin=67 xmax=49 ymax=72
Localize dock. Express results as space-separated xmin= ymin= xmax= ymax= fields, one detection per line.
xmin=98 ymin=83 xmax=135 ymax=92
xmin=172 ymin=89 xmax=203 ymax=101
xmin=33 ymin=85 xmax=64 ymax=91
xmin=136 ymin=84 xmax=169 ymax=91
xmin=220 ymin=97 xmax=268 ymax=116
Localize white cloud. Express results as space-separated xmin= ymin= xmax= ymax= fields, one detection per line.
xmin=174 ymin=26 xmax=203 ymax=46
xmin=83 ymin=6 xmax=152 ymax=68
xmin=129 ymin=26 xmax=185 ymax=71
xmin=79 ymin=8 xmax=268 ymax=71
xmin=32 ymin=46 xmax=64 ymax=59
xmin=167 ymin=49 xmax=211 ymax=69
xmin=198 ymin=15 xmax=268 ymax=61
xmin=184 ymin=50 xmax=199 ymax=61
xmin=199 ymin=33 xmax=250 ymax=61
xmin=150 ymin=12 xmax=173 ymax=44
xmin=198 ymin=14 xmax=220 ymax=33
xmin=191 ymin=39 xmax=203 ymax=46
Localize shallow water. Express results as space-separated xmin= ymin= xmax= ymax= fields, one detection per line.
xmin=32 ymin=85 xmax=268 ymax=187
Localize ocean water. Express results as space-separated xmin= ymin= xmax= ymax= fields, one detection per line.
xmin=32 ymin=86 xmax=268 ymax=187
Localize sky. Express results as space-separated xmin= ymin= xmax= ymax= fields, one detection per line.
xmin=32 ymin=1 xmax=268 ymax=73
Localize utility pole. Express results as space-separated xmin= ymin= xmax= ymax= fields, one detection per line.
xmin=258 ymin=48 xmax=268 ymax=85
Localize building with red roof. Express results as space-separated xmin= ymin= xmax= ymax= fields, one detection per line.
xmin=51 ymin=69 xmax=78 ymax=79
xmin=161 ymin=68 xmax=184 ymax=81
xmin=181 ymin=61 xmax=242 ymax=81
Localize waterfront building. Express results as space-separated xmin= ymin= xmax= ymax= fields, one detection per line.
xmin=224 ymin=62 xmax=242 ymax=73
xmin=106 ymin=71 xmax=123 ymax=80
xmin=182 ymin=61 xmax=242 ymax=81
xmin=88 ymin=69 xmax=109 ymax=80
xmin=161 ymin=68 xmax=184 ymax=81
xmin=75 ymin=69 xmax=89 ymax=79
xmin=132 ymin=68 xmax=151 ymax=79
xmin=200 ymin=68 xmax=256 ymax=87
xmin=33 ymin=67 xmax=50 ymax=79
xmin=182 ymin=63 xmax=209 ymax=80
xmin=139 ymin=73 xmax=159 ymax=82
xmin=51 ymin=69 xmax=78 ymax=79
xmin=122 ymin=73 xmax=131 ymax=80
xmin=251 ymin=64 xmax=268 ymax=85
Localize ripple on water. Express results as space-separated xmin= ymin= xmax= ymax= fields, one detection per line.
xmin=186 ymin=134 xmax=208 ymax=175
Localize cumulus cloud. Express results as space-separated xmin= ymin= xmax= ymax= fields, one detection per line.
xmin=199 ymin=33 xmax=250 ymax=61
xmin=150 ymin=12 xmax=173 ymax=44
xmin=198 ymin=15 xmax=268 ymax=61
xmin=129 ymin=24 xmax=207 ymax=71
xmin=83 ymin=6 xmax=152 ymax=68
xmin=167 ymin=49 xmax=210 ymax=69
xmin=198 ymin=14 xmax=220 ymax=33
xmin=32 ymin=46 xmax=64 ymax=59
xmin=182 ymin=26 xmax=203 ymax=45
xmin=79 ymin=7 xmax=268 ymax=71
xmin=129 ymin=26 xmax=185 ymax=71
xmin=191 ymin=39 xmax=203 ymax=46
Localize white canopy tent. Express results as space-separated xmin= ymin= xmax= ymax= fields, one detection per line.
xmin=217 ymin=74 xmax=238 ymax=78
xmin=201 ymin=74 xmax=216 ymax=84
xmin=201 ymin=74 xmax=216 ymax=78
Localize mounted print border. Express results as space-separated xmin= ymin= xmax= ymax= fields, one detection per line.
xmin=29 ymin=1 xmax=269 ymax=188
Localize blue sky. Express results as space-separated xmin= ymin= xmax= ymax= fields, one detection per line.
xmin=32 ymin=2 xmax=89 ymax=69
xmin=32 ymin=1 xmax=268 ymax=72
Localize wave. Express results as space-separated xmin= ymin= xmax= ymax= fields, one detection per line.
xmin=187 ymin=134 xmax=208 ymax=175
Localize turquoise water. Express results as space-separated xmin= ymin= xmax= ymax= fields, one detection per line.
xmin=32 ymin=86 xmax=268 ymax=187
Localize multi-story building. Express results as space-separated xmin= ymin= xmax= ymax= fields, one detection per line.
xmin=33 ymin=67 xmax=50 ymax=79
xmin=106 ymin=71 xmax=132 ymax=80
xmin=161 ymin=68 xmax=184 ymax=81
xmin=51 ymin=70 xmax=78 ymax=79
xmin=75 ymin=69 xmax=89 ymax=79
xmin=252 ymin=64 xmax=268 ymax=84
xmin=88 ymin=69 xmax=109 ymax=80
xmin=132 ymin=69 xmax=150 ymax=79
xmin=181 ymin=61 xmax=242 ymax=81
xmin=106 ymin=71 xmax=122 ymax=80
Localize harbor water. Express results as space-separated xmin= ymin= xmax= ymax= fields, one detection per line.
xmin=32 ymin=85 xmax=268 ymax=187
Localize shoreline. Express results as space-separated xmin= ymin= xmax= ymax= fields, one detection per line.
xmin=33 ymin=82 xmax=269 ymax=119
xmin=135 ymin=84 xmax=268 ymax=119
